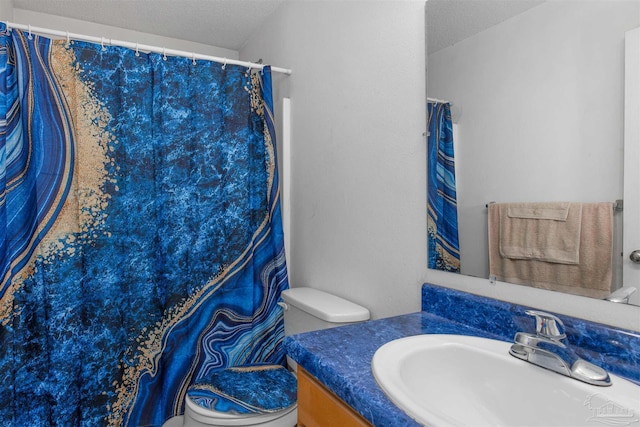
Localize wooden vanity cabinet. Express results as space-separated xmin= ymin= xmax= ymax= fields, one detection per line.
xmin=297 ymin=367 xmax=373 ymax=427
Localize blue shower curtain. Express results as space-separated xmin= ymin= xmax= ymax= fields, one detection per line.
xmin=0 ymin=24 xmax=288 ymax=427
xmin=427 ymin=101 xmax=460 ymax=272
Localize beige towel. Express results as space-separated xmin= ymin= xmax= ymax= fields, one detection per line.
xmin=499 ymin=202 xmax=581 ymax=265
xmin=488 ymin=202 xmax=613 ymax=299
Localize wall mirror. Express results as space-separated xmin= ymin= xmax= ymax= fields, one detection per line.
xmin=426 ymin=0 xmax=640 ymax=306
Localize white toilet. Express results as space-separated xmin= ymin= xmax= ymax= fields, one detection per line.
xmin=182 ymin=287 xmax=370 ymax=427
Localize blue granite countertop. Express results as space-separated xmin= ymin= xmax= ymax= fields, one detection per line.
xmin=283 ymin=284 xmax=640 ymax=427
xmin=284 ymin=311 xmax=508 ymax=427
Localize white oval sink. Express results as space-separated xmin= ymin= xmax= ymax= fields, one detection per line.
xmin=372 ymin=334 xmax=640 ymax=427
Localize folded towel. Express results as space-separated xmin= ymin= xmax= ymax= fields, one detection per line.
xmin=507 ymin=203 xmax=570 ymax=220
xmin=499 ymin=202 xmax=582 ymax=265
xmin=488 ymin=202 xmax=614 ymax=299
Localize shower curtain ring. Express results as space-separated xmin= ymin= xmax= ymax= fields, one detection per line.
xmin=66 ymin=31 xmax=70 ymax=46
xmin=222 ymin=58 xmax=227 ymax=70
xmin=163 ymin=48 xmax=167 ymax=61
xmin=28 ymin=25 xmax=33 ymax=40
xmin=192 ymin=52 xmax=196 ymax=65
xmin=101 ymin=37 xmax=106 ymax=51
xmin=135 ymin=43 xmax=140 ymax=57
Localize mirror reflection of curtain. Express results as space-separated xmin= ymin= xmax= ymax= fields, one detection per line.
xmin=0 ymin=25 xmax=288 ymax=426
xmin=427 ymin=101 xmax=460 ymax=272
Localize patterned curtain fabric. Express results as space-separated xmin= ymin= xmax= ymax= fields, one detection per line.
xmin=0 ymin=24 xmax=288 ymax=427
xmin=427 ymin=102 xmax=460 ymax=272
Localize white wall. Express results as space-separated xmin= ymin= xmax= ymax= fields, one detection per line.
xmin=241 ymin=1 xmax=428 ymax=319
xmin=0 ymin=0 xmax=13 ymax=20
xmin=11 ymin=9 xmax=238 ymax=59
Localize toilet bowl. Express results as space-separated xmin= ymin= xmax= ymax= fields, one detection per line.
xmin=183 ymin=364 xmax=298 ymax=427
xmin=184 ymin=396 xmax=297 ymax=427
xmin=182 ymin=287 xmax=370 ymax=427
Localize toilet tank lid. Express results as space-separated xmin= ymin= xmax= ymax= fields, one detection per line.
xmin=281 ymin=287 xmax=370 ymax=323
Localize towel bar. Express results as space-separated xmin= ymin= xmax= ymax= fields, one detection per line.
xmin=485 ymin=200 xmax=623 ymax=211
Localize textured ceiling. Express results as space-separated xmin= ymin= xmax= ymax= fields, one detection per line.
xmin=11 ymin=0 xmax=547 ymax=54
xmin=427 ymin=0 xmax=545 ymax=54
xmin=12 ymin=0 xmax=286 ymax=51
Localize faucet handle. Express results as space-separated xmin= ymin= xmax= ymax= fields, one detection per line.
xmin=525 ymin=310 xmax=566 ymax=340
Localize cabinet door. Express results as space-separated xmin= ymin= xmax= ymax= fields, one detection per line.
xmin=297 ymin=367 xmax=373 ymax=427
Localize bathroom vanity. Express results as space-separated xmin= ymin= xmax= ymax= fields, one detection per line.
xmin=297 ymin=367 xmax=372 ymax=427
xmin=284 ymin=283 xmax=640 ymax=427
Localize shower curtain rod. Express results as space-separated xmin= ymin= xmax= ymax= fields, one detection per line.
xmin=427 ymin=97 xmax=452 ymax=105
xmin=3 ymin=21 xmax=293 ymax=75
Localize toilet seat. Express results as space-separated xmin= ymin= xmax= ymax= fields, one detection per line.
xmin=183 ymin=364 xmax=297 ymax=427
xmin=184 ymin=395 xmax=297 ymax=426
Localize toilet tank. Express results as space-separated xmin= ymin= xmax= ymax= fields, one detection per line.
xmin=280 ymin=287 xmax=370 ymax=336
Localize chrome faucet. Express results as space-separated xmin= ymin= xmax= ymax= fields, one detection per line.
xmin=509 ymin=310 xmax=611 ymax=386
